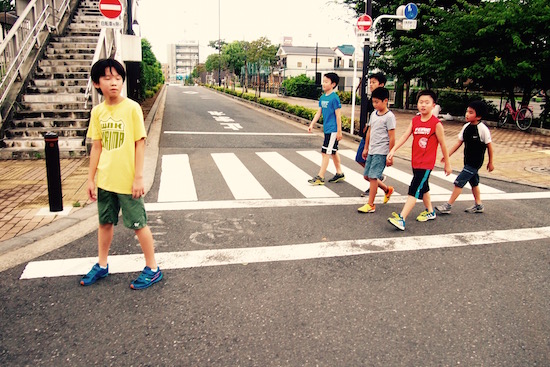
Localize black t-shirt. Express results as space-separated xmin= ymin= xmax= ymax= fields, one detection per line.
xmin=461 ymin=122 xmax=492 ymax=169
xmin=359 ymin=98 xmax=375 ymax=138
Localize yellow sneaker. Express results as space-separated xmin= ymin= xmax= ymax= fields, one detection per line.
xmin=358 ymin=203 xmax=376 ymax=213
xmin=383 ymin=186 xmax=394 ymax=204
xmin=416 ymin=209 xmax=436 ymax=222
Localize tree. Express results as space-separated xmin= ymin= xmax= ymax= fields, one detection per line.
xmin=139 ymin=38 xmax=164 ymax=100
xmin=246 ymin=37 xmax=278 ymax=97
xmin=222 ymin=41 xmax=247 ymax=88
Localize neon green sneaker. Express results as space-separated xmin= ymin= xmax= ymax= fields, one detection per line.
xmin=357 ymin=203 xmax=376 ymax=213
xmin=416 ymin=209 xmax=436 ymax=222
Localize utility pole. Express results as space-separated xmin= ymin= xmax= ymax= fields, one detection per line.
xmin=359 ymin=0 xmax=372 ymax=133
xmin=218 ymin=0 xmax=221 ymax=86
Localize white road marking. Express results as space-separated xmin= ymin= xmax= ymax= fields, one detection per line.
xmin=430 ymin=171 xmax=505 ymax=194
xmin=157 ymin=154 xmax=198 ymax=202
xmin=20 ymin=226 xmax=550 ymax=279
xmin=164 ymin=131 xmax=313 ymax=136
xmin=339 ymin=149 xmax=453 ymax=195
xmin=144 ymin=191 xmax=550 ymax=211
xmin=257 ymin=151 xmax=339 ymax=198
xmin=297 ymin=150 xmax=402 ymax=196
xmin=211 ymin=153 xmax=271 ymax=200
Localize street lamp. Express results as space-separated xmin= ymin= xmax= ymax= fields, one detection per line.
xmin=218 ymin=0 xmax=221 ymax=86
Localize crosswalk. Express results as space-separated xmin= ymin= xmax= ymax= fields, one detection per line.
xmin=153 ymin=149 xmax=508 ymax=207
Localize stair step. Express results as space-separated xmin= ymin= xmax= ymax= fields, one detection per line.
xmin=22 ymin=94 xmax=88 ymax=103
xmin=12 ymin=118 xmax=89 ymax=129
xmin=18 ymin=102 xmax=88 ymax=111
xmin=5 ymin=127 xmax=88 ymax=139
xmin=51 ymin=36 xmax=99 ymax=43
xmin=49 ymin=42 xmax=96 ymax=49
xmin=30 ymin=79 xmax=89 ymax=87
xmin=34 ymin=72 xmax=90 ymax=80
xmin=39 ymin=59 xmax=94 ymax=67
xmin=14 ymin=110 xmax=90 ymax=120
xmin=1 ymin=137 xmax=87 ymax=150
xmin=25 ymin=86 xmax=88 ymax=94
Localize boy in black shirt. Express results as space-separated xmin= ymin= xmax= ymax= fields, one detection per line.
xmin=436 ymin=100 xmax=494 ymax=214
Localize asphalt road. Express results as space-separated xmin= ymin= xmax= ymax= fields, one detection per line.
xmin=1 ymin=85 xmax=549 ymax=366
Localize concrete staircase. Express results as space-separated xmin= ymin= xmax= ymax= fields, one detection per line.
xmin=0 ymin=0 xmax=101 ymax=159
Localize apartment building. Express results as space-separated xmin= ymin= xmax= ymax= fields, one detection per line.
xmin=167 ymin=40 xmax=199 ymax=83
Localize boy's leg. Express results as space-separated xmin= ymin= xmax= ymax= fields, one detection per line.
xmin=317 ymin=153 xmax=330 ymax=178
xmin=135 ymin=226 xmax=157 ymax=270
xmin=98 ymin=223 xmax=114 ymax=267
xmin=422 ymin=192 xmax=433 ymax=213
xmin=401 ymin=196 xmax=417 ymax=220
xmin=332 ymin=151 xmax=343 ymax=174
xmin=367 ymin=178 xmax=378 ymax=206
xmin=471 ymin=185 xmax=481 ymax=205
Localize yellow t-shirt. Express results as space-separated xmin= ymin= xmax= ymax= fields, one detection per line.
xmin=87 ymin=98 xmax=146 ymax=194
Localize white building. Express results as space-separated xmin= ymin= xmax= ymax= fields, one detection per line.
xmin=167 ymin=41 xmax=199 ymax=83
xmin=276 ymin=45 xmax=336 ymax=81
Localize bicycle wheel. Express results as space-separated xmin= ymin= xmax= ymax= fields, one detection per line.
xmin=516 ymin=108 xmax=533 ymax=131
xmin=497 ymin=110 xmax=509 ymax=127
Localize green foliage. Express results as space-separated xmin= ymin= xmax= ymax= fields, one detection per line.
xmin=139 ymin=38 xmax=164 ymax=101
xmin=282 ymin=75 xmax=321 ymax=100
xmin=0 ymin=0 xmax=14 ymax=12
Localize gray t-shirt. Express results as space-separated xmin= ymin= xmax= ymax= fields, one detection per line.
xmin=368 ymin=110 xmax=397 ymax=155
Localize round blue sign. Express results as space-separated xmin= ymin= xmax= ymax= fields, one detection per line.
xmin=404 ymin=3 xmax=418 ymax=20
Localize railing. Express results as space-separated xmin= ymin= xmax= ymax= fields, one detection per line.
xmin=84 ymin=27 xmax=117 ymax=109
xmin=0 ymin=0 xmax=73 ymax=123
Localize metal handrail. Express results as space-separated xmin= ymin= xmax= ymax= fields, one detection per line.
xmin=84 ymin=28 xmax=117 ymax=109
xmin=0 ymin=0 xmax=74 ymax=123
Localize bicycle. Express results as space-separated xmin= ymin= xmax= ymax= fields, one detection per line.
xmin=497 ymin=98 xmax=534 ymax=131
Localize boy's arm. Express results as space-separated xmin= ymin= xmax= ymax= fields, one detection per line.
xmin=386 ymin=129 xmax=396 ymax=167
xmin=435 ymin=123 xmax=452 ymax=175
xmin=308 ymin=108 xmax=322 ymax=133
xmin=441 ymin=140 xmax=463 ymax=162
xmin=335 ymin=108 xmax=342 ymax=141
xmin=387 ymin=122 xmax=412 ymax=164
xmin=87 ymin=140 xmax=102 ymax=202
xmin=362 ymin=126 xmax=371 ymax=159
xmin=133 ymin=138 xmax=146 ymax=199
xmin=486 ymin=142 xmax=494 ymax=172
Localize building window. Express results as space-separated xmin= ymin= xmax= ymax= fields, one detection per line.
xmin=297 ymin=62 xmax=302 ymax=67
xmin=349 ymin=59 xmax=354 ymax=68
xmin=328 ymin=58 xmax=332 ymax=63
xmin=311 ymin=58 xmax=319 ymax=64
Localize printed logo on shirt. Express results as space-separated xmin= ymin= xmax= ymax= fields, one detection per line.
xmin=414 ymin=127 xmax=432 ymax=135
xmin=100 ymin=117 xmax=125 ymax=151
xmin=419 ymin=137 xmax=428 ymax=149
xmin=321 ymin=100 xmax=329 ymax=108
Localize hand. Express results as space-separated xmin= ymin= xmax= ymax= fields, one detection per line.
xmin=336 ymin=132 xmax=342 ymax=141
xmin=132 ymin=177 xmax=145 ymax=199
xmin=87 ymin=179 xmax=97 ymax=202
xmin=386 ymin=155 xmax=393 ymax=166
xmin=487 ymin=162 xmax=494 ymax=172
xmin=444 ymin=162 xmax=452 ymax=176
xmin=362 ymin=149 xmax=368 ymax=160
xmin=308 ymin=124 xmax=313 ymax=133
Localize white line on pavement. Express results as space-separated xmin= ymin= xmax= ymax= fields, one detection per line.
xmin=164 ymin=131 xmax=313 ymax=136
xmin=157 ymin=154 xmax=198 ymax=202
xmin=20 ymin=226 xmax=550 ymax=279
xmin=212 ymin=153 xmax=271 ymax=200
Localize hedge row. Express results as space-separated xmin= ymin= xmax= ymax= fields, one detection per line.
xmin=206 ymin=85 xmax=353 ymax=133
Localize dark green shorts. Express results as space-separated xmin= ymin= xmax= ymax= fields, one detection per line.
xmin=97 ymin=188 xmax=148 ymax=229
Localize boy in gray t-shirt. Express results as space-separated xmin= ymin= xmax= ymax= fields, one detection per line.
xmin=358 ymin=87 xmax=396 ymax=213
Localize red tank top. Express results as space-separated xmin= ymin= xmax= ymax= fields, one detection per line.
xmin=411 ymin=115 xmax=440 ymax=169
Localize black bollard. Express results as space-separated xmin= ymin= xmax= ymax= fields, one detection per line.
xmin=44 ymin=132 xmax=63 ymax=212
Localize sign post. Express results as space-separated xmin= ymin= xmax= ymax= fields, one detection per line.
xmin=99 ymin=0 xmax=123 ymax=28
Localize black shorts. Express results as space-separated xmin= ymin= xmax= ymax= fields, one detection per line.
xmin=322 ymin=133 xmax=339 ymax=155
xmin=408 ymin=169 xmax=432 ymax=199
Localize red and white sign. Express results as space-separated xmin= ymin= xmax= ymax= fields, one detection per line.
xmin=99 ymin=0 xmax=123 ymax=19
xmin=357 ymin=14 xmax=373 ymax=31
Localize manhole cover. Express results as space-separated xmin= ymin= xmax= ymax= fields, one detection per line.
xmin=525 ymin=166 xmax=550 ymax=175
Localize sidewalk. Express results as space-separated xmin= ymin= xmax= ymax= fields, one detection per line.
xmin=0 ymin=86 xmax=548 ymax=249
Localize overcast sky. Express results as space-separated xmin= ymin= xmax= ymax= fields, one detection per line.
xmin=137 ymin=0 xmax=359 ymax=63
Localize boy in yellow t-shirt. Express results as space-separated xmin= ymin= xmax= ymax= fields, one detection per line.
xmin=81 ymin=58 xmax=162 ymax=290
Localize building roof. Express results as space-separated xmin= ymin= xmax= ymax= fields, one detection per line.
xmin=277 ymin=46 xmax=336 ymax=57
xmin=335 ymin=45 xmax=355 ymax=56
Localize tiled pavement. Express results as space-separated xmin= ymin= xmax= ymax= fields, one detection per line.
xmin=0 ymin=88 xmax=548 ymax=244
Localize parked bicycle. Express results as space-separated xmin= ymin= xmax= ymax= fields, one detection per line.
xmin=498 ymin=97 xmax=534 ymax=131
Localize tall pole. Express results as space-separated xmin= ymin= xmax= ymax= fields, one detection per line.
xmin=359 ymin=0 xmax=372 ymax=133
xmin=218 ymin=0 xmax=221 ymax=86
xmin=315 ymin=42 xmax=318 ymax=84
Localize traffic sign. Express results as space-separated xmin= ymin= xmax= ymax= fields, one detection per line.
xmin=404 ymin=3 xmax=418 ymax=20
xmin=357 ymin=14 xmax=373 ymax=31
xmin=99 ymin=0 xmax=123 ymax=19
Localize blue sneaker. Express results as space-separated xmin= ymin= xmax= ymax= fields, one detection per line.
xmin=388 ymin=212 xmax=405 ymax=231
xmin=80 ymin=263 xmax=109 ymax=286
xmin=130 ymin=266 xmax=163 ymax=290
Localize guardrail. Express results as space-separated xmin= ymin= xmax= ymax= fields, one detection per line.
xmin=84 ymin=27 xmax=117 ymax=109
xmin=0 ymin=0 xmax=73 ymax=123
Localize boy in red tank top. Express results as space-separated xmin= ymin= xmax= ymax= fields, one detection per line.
xmin=386 ymin=90 xmax=452 ymax=231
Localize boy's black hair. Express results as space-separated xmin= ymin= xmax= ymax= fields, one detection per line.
xmin=324 ymin=72 xmax=339 ymax=87
xmin=417 ymin=89 xmax=437 ymax=103
xmin=91 ymin=58 xmax=126 ymax=95
xmin=468 ymin=100 xmax=487 ymax=119
xmin=369 ymin=72 xmax=387 ymax=85
xmin=371 ymin=87 xmax=390 ymax=101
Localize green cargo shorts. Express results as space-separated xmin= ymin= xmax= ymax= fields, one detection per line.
xmin=97 ymin=188 xmax=148 ymax=229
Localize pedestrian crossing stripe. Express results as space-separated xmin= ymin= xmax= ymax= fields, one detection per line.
xmin=19 ymin=226 xmax=550 ymax=279
xmin=156 ymin=149 xmax=486 ymax=203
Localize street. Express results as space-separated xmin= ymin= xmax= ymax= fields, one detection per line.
xmin=1 ymin=85 xmax=549 ymax=366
